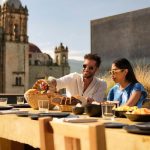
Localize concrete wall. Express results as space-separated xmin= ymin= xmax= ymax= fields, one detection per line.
xmin=91 ymin=7 xmax=150 ymax=72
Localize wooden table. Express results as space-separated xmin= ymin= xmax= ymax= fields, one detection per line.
xmin=0 ymin=109 xmax=149 ymax=150
xmin=0 ymin=108 xmax=40 ymax=150
xmin=103 ymin=118 xmax=150 ymax=150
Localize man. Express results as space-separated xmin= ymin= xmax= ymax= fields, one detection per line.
xmin=39 ymin=53 xmax=107 ymax=103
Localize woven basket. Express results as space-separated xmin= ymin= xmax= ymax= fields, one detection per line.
xmin=24 ymin=90 xmax=55 ymax=110
xmin=59 ymin=105 xmax=74 ymax=112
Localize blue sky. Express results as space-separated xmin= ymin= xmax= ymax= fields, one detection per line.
xmin=1 ymin=0 xmax=150 ymax=60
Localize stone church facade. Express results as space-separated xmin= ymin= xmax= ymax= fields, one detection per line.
xmin=29 ymin=42 xmax=70 ymax=89
xmin=91 ymin=7 xmax=150 ymax=72
xmin=0 ymin=0 xmax=70 ymax=94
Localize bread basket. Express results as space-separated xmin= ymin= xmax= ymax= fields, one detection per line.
xmin=24 ymin=89 xmax=55 ymax=110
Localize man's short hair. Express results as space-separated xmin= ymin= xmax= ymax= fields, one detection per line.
xmin=84 ymin=53 xmax=101 ymax=68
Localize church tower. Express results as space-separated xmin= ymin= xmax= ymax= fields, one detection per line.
xmin=55 ymin=43 xmax=69 ymax=66
xmin=0 ymin=0 xmax=29 ymax=93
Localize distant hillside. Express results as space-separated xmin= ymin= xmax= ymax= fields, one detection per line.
xmin=68 ymin=59 xmax=83 ymax=73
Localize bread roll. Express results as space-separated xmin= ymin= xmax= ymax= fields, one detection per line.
xmin=51 ymin=96 xmax=82 ymax=106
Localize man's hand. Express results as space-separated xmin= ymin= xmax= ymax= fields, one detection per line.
xmin=32 ymin=79 xmax=48 ymax=91
xmin=33 ymin=78 xmax=57 ymax=93
xmin=40 ymin=80 xmax=49 ymax=91
xmin=86 ymin=97 xmax=95 ymax=104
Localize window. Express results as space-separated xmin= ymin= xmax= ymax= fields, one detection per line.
xmin=15 ymin=77 xmax=22 ymax=86
xmin=18 ymin=77 xmax=22 ymax=85
xmin=62 ymin=55 xmax=66 ymax=64
xmin=16 ymin=77 xmax=19 ymax=86
xmin=14 ymin=24 xmax=19 ymax=40
xmin=35 ymin=60 xmax=41 ymax=65
xmin=12 ymin=72 xmax=24 ymax=87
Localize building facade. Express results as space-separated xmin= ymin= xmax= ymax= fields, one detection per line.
xmin=91 ymin=7 xmax=150 ymax=72
xmin=29 ymin=42 xmax=70 ymax=88
xmin=0 ymin=0 xmax=70 ymax=94
xmin=0 ymin=0 xmax=29 ymax=93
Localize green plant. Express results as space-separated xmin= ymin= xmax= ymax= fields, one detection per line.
xmin=134 ymin=64 xmax=150 ymax=98
xmin=101 ymin=72 xmax=115 ymax=96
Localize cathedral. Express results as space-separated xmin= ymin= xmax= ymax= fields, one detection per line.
xmin=0 ymin=0 xmax=70 ymax=94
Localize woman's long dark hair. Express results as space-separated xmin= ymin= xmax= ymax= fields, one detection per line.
xmin=113 ymin=58 xmax=138 ymax=84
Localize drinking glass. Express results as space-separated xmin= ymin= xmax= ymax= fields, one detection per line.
xmin=17 ymin=96 xmax=25 ymax=104
xmin=101 ymin=103 xmax=116 ymax=120
xmin=38 ymin=100 xmax=49 ymax=113
xmin=0 ymin=98 xmax=8 ymax=106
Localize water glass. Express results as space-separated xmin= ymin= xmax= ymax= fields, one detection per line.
xmin=0 ymin=98 xmax=8 ymax=106
xmin=38 ymin=100 xmax=49 ymax=113
xmin=17 ymin=96 xmax=25 ymax=104
xmin=108 ymin=100 xmax=119 ymax=108
xmin=101 ymin=103 xmax=116 ymax=120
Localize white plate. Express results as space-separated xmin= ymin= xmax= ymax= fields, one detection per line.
xmin=63 ymin=118 xmax=98 ymax=123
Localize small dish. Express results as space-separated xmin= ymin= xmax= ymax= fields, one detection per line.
xmin=29 ymin=112 xmax=70 ymax=120
xmin=29 ymin=114 xmax=39 ymax=120
xmin=63 ymin=118 xmax=98 ymax=123
xmin=123 ymin=125 xmax=150 ymax=135
xmin=85 ymin=104 xmax=101 ymax=117
xmin=0 ymin=106 xmax=13 ymax=110
xmin=135 ymin=122 xmax=150 ymax=130
xmin=72 ymin=106 xmax=84 ymax=115
xmin=39 ymin=112 xmax=70 ymax=118
xmin=16 ymin=111 xmax=29 ymax=117
xmin=104 ymin=122 xmax=127 ymax=128
xmin=114 ymin=110 xmax=127 ymax=118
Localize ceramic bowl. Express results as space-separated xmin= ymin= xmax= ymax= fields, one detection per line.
xmin=85 ymin=104 xmax=101 ymax=117
xmin=72 ymin=106 xmax=84 ymax=115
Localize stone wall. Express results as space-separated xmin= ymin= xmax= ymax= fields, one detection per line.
xmin=91 ymin=7 xmax=150 ymax=72
xmin=0 ymin=28 xmax=3 ymax=92
xmin=29 ymin=65 xmax=70 ymax=88
xmin=4 ymin=42 xmax=29 ymax=94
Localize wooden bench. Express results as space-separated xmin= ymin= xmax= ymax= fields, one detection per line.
xmin=39 ymin=117 xmax=106 ymax=150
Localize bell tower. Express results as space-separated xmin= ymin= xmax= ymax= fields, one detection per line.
xmin=0 ymin=0 xmax=29 ymax=93
xmin=55 ymin=43 xmax=69 ymax=66
xmin=0 ymin=0 xmax=28 ymax=42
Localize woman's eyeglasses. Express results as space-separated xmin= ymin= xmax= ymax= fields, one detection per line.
xmin=109 ymin=69 xmax=124 ymax=75
xmin=83 ymin=64 xmax=95 ymax=71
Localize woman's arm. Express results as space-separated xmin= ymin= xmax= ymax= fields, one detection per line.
xmin=125 ymin=91 xmax=142 ymax=106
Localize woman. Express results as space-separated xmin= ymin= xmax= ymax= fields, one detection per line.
xmin=107 ymin=58 xmax=147 ymax=108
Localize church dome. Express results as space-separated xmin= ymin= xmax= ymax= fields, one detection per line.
xmin=29 ymin=43 xmax=42 ymax=53
xmin=1 ymin=0 xmax=22 ymax=9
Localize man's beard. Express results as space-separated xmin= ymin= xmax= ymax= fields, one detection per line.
xmin=83 ymin=73 xmax=94 ymax=79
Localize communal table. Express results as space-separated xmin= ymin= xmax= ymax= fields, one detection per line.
xmin=0 ymin=108 xmax=40 ymax=150
xmin=103 ymin=118 xmax=150 ymax=150
xmin=0 ymin=109 xmax=149 ymax=150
